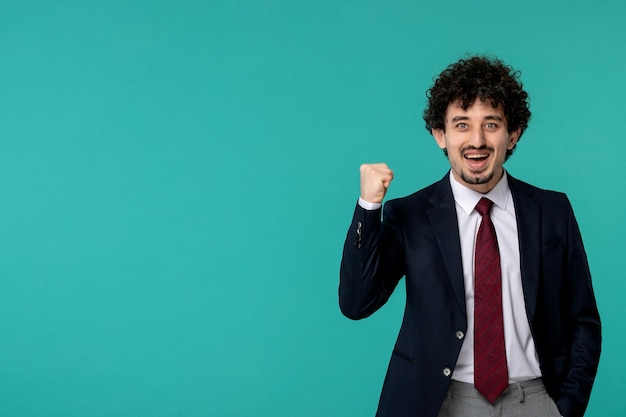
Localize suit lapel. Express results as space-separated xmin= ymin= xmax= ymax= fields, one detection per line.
xmin=508 ymin=175 xmax=541 ymax=324
xmin=426 ymin=176 xmax=466 ymax=318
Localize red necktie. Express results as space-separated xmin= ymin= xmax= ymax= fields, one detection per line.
xmin=474 ymin=197 xmax=508 ymax=403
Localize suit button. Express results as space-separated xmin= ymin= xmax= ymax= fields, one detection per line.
xmin=443 ymin=367 xmax=451 ymax=377
xmin=355 ymin=222 xmax=363 ymax=248
xmin=456 ymin=331 xmax=464 ymax=340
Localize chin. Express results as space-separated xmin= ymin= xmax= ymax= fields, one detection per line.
xmin=461 ymin=171 xmax=494 ymax=185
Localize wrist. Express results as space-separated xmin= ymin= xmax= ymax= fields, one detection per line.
xmin=358 ymin=197 xmax=382 ymax=210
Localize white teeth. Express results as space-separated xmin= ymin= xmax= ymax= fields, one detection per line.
xmin=466 ymin=154 xmax=487 ymax=159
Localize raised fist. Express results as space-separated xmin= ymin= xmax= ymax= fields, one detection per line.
xmin=360 ymin=163 xmax=394 ymax=204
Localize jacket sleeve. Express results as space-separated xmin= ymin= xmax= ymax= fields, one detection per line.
xmin=338 ymin=200 xmax=405 ymax=320
xmin=555 ymin=199 xmax=602 ymax=417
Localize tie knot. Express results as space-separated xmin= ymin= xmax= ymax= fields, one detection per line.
xmin=475 ymin=197 xmax=494 ymax=216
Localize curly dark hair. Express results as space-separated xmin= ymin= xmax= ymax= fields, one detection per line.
xmin=423 ymin=56 xmax=531 ymax=157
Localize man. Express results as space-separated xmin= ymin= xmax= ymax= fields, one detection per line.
xmin=339 ymin=56 xmax=601 ymax=417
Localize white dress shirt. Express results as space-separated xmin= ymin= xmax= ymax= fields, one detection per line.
xmin=358 ymin=170 xmax=542 ymax=383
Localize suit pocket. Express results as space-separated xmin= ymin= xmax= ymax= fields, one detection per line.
xmin=392 ymin=348 xmax=418 ymax=364
xmin=541 ymin=237 xmax=564 ymax=255
xmin=550 ymin=353 xmax=568 ymax=377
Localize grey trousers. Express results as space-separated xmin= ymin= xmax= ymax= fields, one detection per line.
xmin=437 ymin=378 xmax=562 ymax=417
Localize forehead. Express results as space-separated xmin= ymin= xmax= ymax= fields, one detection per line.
xmin=445 ymin=98 xmax=505 ymax=121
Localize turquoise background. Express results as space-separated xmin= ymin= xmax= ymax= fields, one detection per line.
xmin=0 ymin=1 xmax=623 ymax=416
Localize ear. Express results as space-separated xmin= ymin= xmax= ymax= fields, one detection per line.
xmin=432 ymin=128 xmax=446 ymax=149
xmin=507 ymin=128 xmax=521 ymax=150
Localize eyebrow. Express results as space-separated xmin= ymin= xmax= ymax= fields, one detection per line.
xmin=450 ymin=115 xmax=504 ymax=122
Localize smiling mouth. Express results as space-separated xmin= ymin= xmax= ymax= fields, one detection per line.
xmin=464 ymin=153 xmax=489 ymax=162
xmin=465 ymin=153 xmax=489 ymax=161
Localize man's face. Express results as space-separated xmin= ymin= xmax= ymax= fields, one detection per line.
xmin=432 ymin=99 xmax=520 ymax=193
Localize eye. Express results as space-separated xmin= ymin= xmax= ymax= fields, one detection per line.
xmin=456 ymin=123 xmax=469 ymax=129
xmin=485 ymin=122 xmax=498 ymax=129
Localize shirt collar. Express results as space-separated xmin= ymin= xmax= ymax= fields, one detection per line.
xmin=448 ymin=170 xmax=511 ymax=216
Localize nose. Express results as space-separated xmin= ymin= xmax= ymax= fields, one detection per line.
xmin=469 ymin=127 xmax=487 ymax=147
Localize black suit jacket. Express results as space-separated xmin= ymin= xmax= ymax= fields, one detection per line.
xmin=339 ymin=174 xmax=601 ymax=417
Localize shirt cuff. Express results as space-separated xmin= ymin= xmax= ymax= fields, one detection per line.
xmin=358 ymin=197 xmax=382 ymax=211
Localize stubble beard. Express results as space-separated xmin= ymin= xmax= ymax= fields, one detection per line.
xmin=460 ymin=169 xmax=494 ymax=185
